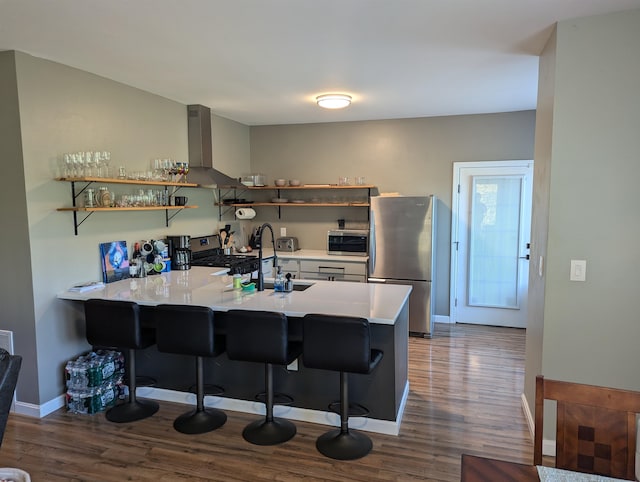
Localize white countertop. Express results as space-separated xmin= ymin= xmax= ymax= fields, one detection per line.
xmin=275 ymin=249 xmax=368 ymax=262
xmin=58 ymin=267 xmax=410 ymax=325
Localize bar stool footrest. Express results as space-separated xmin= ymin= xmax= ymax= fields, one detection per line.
xmin=328 ymin=401 xmax=370 ymax=417
xmin=255 ymin=391 xmax=294 ymax=406
xmin=134 ymin=375 xmax=157 ymax=388
xmin=188 ymin=384 xmax=225 ymax=397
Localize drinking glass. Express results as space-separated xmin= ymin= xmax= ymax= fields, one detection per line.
xmin=73 ymin=153 xmax=85 ymax=177
xmin=101 ymin=151 xmax=111 ymax=178
xmin=62 ymin=154 xmax=73 ymax=177
xmin=85 ymin=153 xmax=95 ymax=177
xmin=182 ymin=162 xmax=189 ymax=183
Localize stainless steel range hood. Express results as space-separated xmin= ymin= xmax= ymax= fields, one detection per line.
xmin=187 ymin=104 xmax=242 ymax=187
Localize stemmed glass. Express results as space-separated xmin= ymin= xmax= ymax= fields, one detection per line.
xmin=176 ymin=162 xmax=188 ymax=183
xmin=62 ymin=154 xmax=73 ymax=177
xmin=73 ymin=153 xmax=85 ymax=177
xmin=86 ymin=152 xmax=97 ymax=177
xmin=101 ymin=151 xmax=111 ymax=178
xmin=182 ymin=161 xmax=189 ymax=183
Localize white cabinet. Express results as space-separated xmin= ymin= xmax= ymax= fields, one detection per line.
xmin=261 ymin=257 xmax=276 ymax=278
xmin=299 ymin=259 xmax=367 ymax=283
xmin=277 ymin=258 xmax=300 ymax=279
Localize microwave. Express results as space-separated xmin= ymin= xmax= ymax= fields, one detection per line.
xmin=327 ymin=229 xmax=369 ymax=256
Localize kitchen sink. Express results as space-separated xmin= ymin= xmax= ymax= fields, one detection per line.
xmin=262 ymin=281 xmax=313 ymax=292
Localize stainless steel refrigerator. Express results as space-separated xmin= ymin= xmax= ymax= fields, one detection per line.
xmin=368 ymin=195 xmax=436 ymax=337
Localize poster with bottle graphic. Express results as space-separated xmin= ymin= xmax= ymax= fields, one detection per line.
xmin=100 ymin=241 xmax=130 ymax=283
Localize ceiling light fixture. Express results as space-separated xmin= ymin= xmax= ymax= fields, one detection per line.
xmin=316 ymin=94 xmax=352 ymax=109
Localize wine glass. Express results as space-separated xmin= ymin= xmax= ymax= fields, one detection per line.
xmin=176 ymin=161 xmax=185 ymax=182
xmin=169 ymin=160 xmax=179 ymax=182
xmin=182 ymin=162 xmax=189 ymax=183
xmin=101 ymin=151 xmax=111 ymax=178
xmin=73 ymin=152 xmax=85 ymax=177
xmin=62 ymin=154 xmax=73 ymax=177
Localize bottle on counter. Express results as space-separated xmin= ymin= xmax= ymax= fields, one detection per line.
xmin=274 ymin=266 xmax=284 ymax=292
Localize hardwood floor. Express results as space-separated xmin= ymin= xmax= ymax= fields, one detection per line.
xmin=0 ymin=324 xmax=532 ymax=481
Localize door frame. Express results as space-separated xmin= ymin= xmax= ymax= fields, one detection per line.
xmin=449 ymin=160 xmax=534 ymax=326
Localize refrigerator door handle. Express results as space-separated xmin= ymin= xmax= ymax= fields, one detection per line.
xmin=369 ymin=210 xmax=376 ymax=272
xmin=368 ymin=278 xmax=387 ymax=283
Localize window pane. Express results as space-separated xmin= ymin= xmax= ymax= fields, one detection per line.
xmin=468 ymin=176 xmax=523 ymax=308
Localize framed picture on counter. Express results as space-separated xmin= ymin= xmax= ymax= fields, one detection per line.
xmin=100 ymin=240 xmax=130 ymax=283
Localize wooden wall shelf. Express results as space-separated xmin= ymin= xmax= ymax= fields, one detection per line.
xmin=216 ymin=184 xmax=375 ymax=220
xmin=56 ymin=177 xmax=200 ymax=235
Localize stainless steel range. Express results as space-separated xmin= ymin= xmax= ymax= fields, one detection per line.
xmin=190 ymin=235 xmax=259 ymax=275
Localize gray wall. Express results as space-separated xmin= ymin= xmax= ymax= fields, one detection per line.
xmin=249 ymin=113 xmax=536 ymax=316
xmin=524 ymin=26 xmax=556 ymax=414
xmin=525 ymin=8 xmax=640 ymax=424
xmin=0 ymin=51 xmax=39 ymax=402
xmin=1 ymin=50 xmax=250 ymax=405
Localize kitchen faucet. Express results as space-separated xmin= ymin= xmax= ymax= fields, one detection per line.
xmin=256 ymin=223 xmax=278 ymax=291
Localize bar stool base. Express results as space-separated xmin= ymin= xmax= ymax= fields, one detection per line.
xmin=174 ymin=408 xmax=227 ymax=434
xmin=316 ymin=429 xmax=373 ymax=460
xmin=106 ymin=399 xmax=159 ymax=423
xmin=242 ymin=418 xmax=296 ymax=446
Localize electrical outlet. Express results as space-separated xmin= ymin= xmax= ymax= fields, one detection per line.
xmin=280 ymin=227 xmax=287 ymax=237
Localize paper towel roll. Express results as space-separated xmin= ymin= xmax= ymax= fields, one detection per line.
xmin=235 ymin=207 xmax=256 ymax=219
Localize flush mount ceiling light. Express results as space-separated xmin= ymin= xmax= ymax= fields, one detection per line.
xmin=316 ymin=94 xmax=352 ymax=109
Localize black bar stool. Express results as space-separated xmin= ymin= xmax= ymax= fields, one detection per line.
xmin=0 ymin=348 xmax=21 ymax=447
xmin=302 ymin=314 xmax=383 ymax=460
xmin=225 ymin=309 xmax=302 ymax=445
xmin=154 ymin=304 xmax=227 ymax=434
xmin=84 ymin=299 xmax=159 ymax=423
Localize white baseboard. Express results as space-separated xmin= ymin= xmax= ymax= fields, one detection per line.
xmin=16 ymin=381 xmax=411 ymax=436
xmin=14 ymin=394 xmax=66 ymax=418
xmin=521 ymin=391 xmax=555 ymax=457
xmin=434 ymin=315 xmax=451 ymax=324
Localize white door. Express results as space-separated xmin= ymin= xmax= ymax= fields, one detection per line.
xmin=450 ymin=161 xmax=533 ymax=328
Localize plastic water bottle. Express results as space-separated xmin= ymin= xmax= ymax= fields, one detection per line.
xmin=274 ymin=266 xmax=285 ymax=292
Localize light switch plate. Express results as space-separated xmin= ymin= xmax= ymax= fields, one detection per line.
xmin=570 ymin=259 xmax=586 ymax=281
xmin=280 ymin=227 xmax=287 ymax=237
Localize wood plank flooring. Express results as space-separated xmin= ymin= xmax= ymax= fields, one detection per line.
xmin=0 ymin=323 xmax=533 ymax=481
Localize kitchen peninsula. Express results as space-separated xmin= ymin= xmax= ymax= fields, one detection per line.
xmin=58 ymin=267 xmax=411 ymax=435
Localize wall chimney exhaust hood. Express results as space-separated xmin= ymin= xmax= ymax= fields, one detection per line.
xmin=187 ymin=104 xmax=242 ymax=187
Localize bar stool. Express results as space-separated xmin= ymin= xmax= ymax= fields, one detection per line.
xmin=154 ymin=304 xmax=227 ymax=434
xmin=225 ymin=309 xmax=302 ymax=445
xmin=84 ymin=299 xmax=159 ymax=423
xmin=302 ymin=314 xmax=383 ymax=460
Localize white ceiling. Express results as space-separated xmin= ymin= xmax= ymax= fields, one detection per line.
xmin=1 ymin=0 xmax=638 ymax=126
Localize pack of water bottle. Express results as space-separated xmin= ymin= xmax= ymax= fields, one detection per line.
xmin=65 ymin=350 xmax=125 ymax=414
